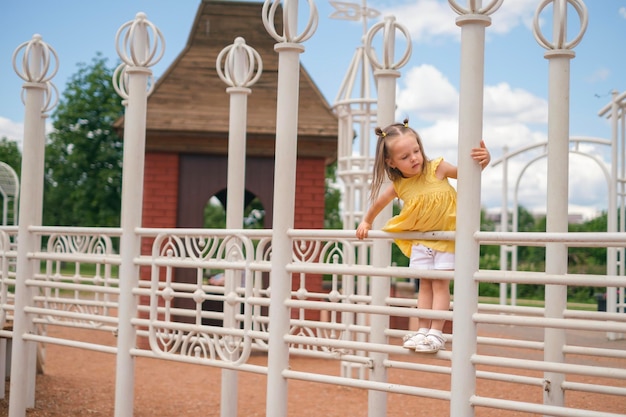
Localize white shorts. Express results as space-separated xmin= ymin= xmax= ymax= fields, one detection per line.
xmin=409 ymin=244 xmax=455 ymax=270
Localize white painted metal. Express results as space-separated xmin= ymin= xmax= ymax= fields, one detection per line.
xmin=262 ymin=1 xmax=317 ymax=416
xmin=363 ymin=14 xmax=411 ymax=417
xmin=448 ymin=1 xmax=501 ymax=416
xmin=216 ymin=36 xmax=262 ymax=417
xmin=9 ymin=34 xmax=57 ymax=417
xmin=330 ymin=1 xmax=380 ymax=379
xmin=499 ymin=145 xmax=511 ymax=305
xmin=533 ymin=0 xmax=588 ymax=410
xmin=112 ymin=12 xmax=164 ymax=417
xmin=7 ymin=2 xmax=626 ymax=417
xmin=4 ymin=222 xmax=626 ymax=416
xmin=0 ymin=162 xmax=20 ymax=226
xmin=492 ymin=135 xmax=614 ymax=314
xmin=0 ymin=227 xmax=16 ymax=401
xmin=598 ymin=90 xmax=626 ymax=340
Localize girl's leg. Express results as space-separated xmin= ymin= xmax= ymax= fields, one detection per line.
xmin=429 ymin=278 xmax=451 ymax=332
xmin=416 ymin=278 xmax=433 ymax=330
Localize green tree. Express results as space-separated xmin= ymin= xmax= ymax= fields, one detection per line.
xmin=568 ymin=211 xmax=607 ymax=271
xmin=203 ymin=195 xmax=266 ymax=229
xmin=44 ymin=54 xmax=124 ymax=227
xmin=204 ymin=197 xmax=227 ymax=228
xmin=0 ymin=137 xmax=22 ymax=178
xmin=324 ymin=161 xmax=343 ymax=229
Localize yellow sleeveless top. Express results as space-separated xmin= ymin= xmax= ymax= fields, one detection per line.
xmin=382 ymin=157 xmax=457 ymax=256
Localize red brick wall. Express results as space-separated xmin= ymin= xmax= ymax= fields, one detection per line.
xmin=295 ymin=157 xmax=326 ymax=229
xmin=138 ymin=152 xmax=179 ymax=348
xmin=142 ymin=152 xmax=180 ymax=231
xmin=294 ymin=158 xmax=326 ymax=318
xmin=138 ymin=153 xmax=328 ymax=332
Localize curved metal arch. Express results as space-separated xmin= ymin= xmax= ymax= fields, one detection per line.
xmin=501 ymin=136 xmax=612 ymax=229
xmin=498 ymin=136 xmax=613 ymax=307
xmin=0 ymin=161 xmax=19 ymax=225
xmin=511 ymin=149 xmax=611 ymax=227
xmin=492 ymin=136 xmax=611 ymax=167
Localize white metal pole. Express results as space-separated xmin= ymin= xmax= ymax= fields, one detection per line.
xmin=265 ymin=38 xmax=302 ymax=417
xmin=9 ymin=34 xmax=57 ymax=417
xmin=448 ymin=1 xmax=501 ymax=415
xmin=499 ymin=146 xmax=509 ymax=305
xmin=329 ymin=1 xmax=382 ymax=379
xmin=543 ymin=47 xmax=572 ymax=415
xmin=216 ymin=36 xmax=261 ymax=417
xmin=369 ymin=71 xmax=395 ymax=417
xmin=606 ymin=91 xmax=619 ymax=339
xmin=532 ymin=0 xmax=587 ymax=409
xmin=222 ymin=82 xmax=248 ymax=417
xmin=262 ymin=1 xmax=317 ymax=416
xmin=112 ymin=13 xmax=164 ymax=417
xmin=364 ymin=15 xmax=411 ymax=417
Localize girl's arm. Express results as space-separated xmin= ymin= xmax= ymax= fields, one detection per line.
xmin=471 ymin=140 xmax=491 ymax=169
xmin=356 ymin=185 xmax=397 ymax=239
xmin=437 ymin=140 xmax=491 ymax=180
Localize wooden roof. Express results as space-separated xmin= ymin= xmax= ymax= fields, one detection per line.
xmin=116 ymin=0 xmax=338 ymax=160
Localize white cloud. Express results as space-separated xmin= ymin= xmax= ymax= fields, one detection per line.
xmin=0 ymin=116 xmax=53 ymax=151
xmin=396 ymin=64 xmax=548 ymax=155
xmin=484 ymin=82 xmax=548 ymax=125
xmin=0 ymin=117 xmax=24 ymax=147
xmin=393 ymin=61 xmax=608 ymax=218
xmin=489 ymin=0 xmax=538 ymax=34
xmin=587 ymin=68 xmax=610 ymax=83
xmin=380 ymin=0 xmax=458 ymax=43
xmin=569 ymin=152 xmax=611 ymax=207
xmin=484 ymin=144 xmax=611 ymax=219
xmin=378 ymin=0 xmax=537 ymax=43
xmin=396 ymin=64 xmax=458 ymax=123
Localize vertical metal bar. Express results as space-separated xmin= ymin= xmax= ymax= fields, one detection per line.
xmin=265 ymin=41 xmax=302 ymax=417
xmin=538 ymin=0 xmax=582 ymax=408
xmin=368 ymin=72 xmax=396 ymax=417
xmin=112 ymin=13 xmax=164 ymax=417
xmin=217 ymin=35 xmax=261 ymax=417
xmin=9 ymin=35 xmax=55 ymax=417
xmin=606 ymin=91 xmax=619 ymax=339
xmin=449 ymin=0 xmax=498 ymax=415
xmin=262 ymin=1 xmax=318 ymax=415
xmin=221 ymin=86 xmax=248 ymax=417
xmin=363 ymin=14 xmax=411 ymax=417
xmin=500 ymin=146 xmax=509 ymax=305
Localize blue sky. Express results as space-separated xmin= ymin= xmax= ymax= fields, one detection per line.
xmin=1 ymin=0 xmax=626 ymax=220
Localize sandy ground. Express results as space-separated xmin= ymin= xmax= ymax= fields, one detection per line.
xmin=2 ymin=323 xmax=625 ymax=416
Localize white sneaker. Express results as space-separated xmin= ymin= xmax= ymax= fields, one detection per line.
xmin=414 ymin=333 xmax=445 ymax=353
xmin=402 ymin=332 xmax=426 ymax=349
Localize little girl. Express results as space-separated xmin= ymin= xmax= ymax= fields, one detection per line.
xmin=356 ymin=119 xmax=490 ymax=353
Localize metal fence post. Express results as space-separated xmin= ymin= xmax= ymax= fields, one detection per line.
xmin=533 ymin=0 xmax=588 ymax=408
xmin=363 ymin=15 xmax=411 ymax=417
xmin=216 ymin=36 xmax=262 ymax=417
xmin=9 ymin=34 xmax=58 ymax=417
xmin=112 ymin=13 xmax=164 ymax=417
xmin=262 ymin=1 xmax=318 ymax=416
xmin=448 ymin=1 xmax=502 ymax=416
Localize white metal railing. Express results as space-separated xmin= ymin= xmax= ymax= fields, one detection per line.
xmin=3 ymin=226 xmax=626 ymax=416
xmin=9 ymin=1 xmax=624 ymax=416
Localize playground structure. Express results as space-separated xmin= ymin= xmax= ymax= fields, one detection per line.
xmin=2 ymin=1 xmax=626 ymax=417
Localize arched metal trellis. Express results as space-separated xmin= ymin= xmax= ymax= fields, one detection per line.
xmin=0 ymin=162 xmax=19 ymax=226
xmin=492 ymin=135 xmax=623 ymax=340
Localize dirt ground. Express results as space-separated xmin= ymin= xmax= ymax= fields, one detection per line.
xmin=2 ymin=324 xmax=625 ymax=417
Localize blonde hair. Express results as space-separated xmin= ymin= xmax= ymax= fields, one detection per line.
xmin=369 ymin=118 xmax=428 ymax=202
